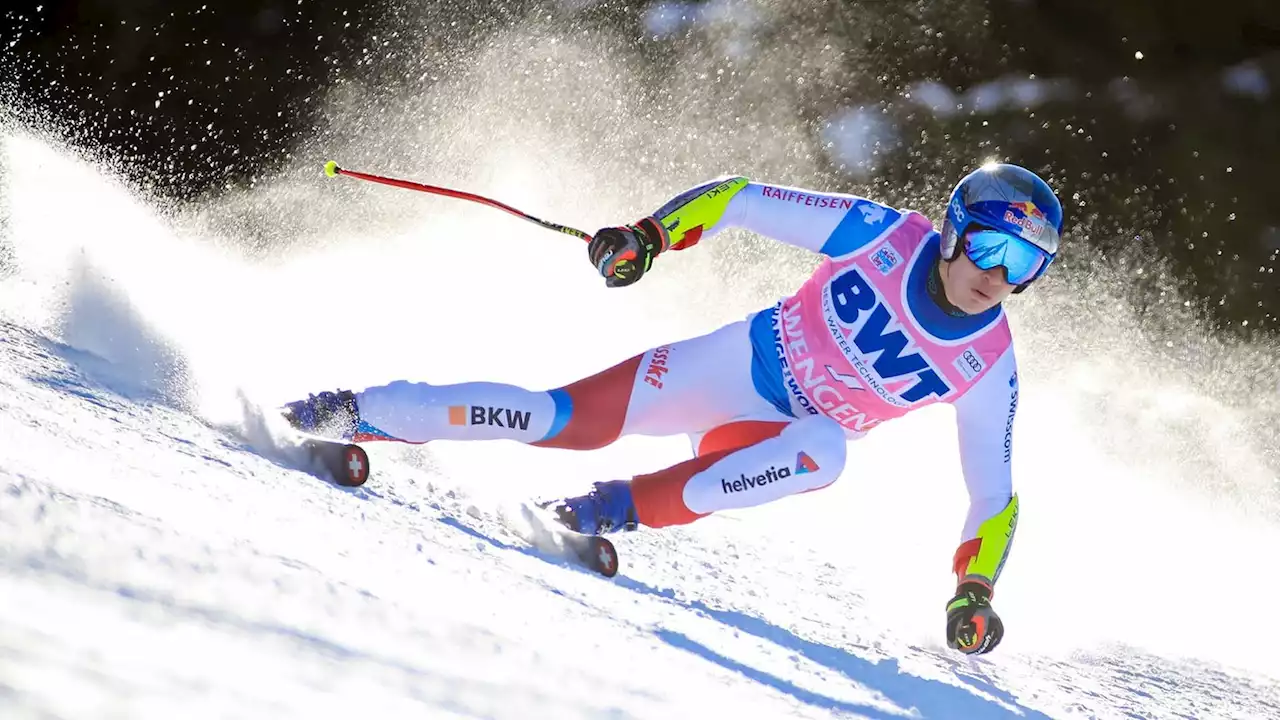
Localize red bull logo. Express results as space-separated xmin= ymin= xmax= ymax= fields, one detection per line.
xmin=1004 ymin=200 xmax=1046 ymax=239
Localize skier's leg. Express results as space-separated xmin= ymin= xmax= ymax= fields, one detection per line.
xmin=287 ymin=317 xmax=786 ymax=447
xmin=280 ymin=361 xmax=638 ymax=445
xmin=554 ymin=414 xmax=846 ymax=533
xmin=540 ymin=316 xmax=793 ymax=449
xmin=352 ymin=362 xmax=640 ymax=447
xmin=629 ymin=414 xmax=847 ymax=527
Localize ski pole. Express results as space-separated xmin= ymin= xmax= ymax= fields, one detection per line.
xmin=322 ymin=161 xmax=593 ymax=243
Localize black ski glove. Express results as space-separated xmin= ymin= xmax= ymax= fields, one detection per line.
xmin=587 ymin=217 xmax=670 ymax=288
xmin=946 ymin=581 xmax=1004 ymax=654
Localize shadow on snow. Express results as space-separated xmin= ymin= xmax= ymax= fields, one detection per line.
xmin=441 ymin=513 xmax=1053 ymax=720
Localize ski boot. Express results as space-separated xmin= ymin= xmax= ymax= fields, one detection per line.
xmin=280 ymin=389 xmax=361 ymax=441
xmin=280 ymin=390 xmax=371 ymax=486
xmin=546 ymin=480 xmax=639 ymax=535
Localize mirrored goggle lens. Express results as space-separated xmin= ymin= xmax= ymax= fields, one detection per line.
xmin=964 ymin=230 xmax=1050 ymax=285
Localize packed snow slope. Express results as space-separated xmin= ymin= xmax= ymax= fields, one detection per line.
xmin=2 ymin=129 xmax=1279 ymax=719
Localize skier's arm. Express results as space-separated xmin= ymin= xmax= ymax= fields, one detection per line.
xmin=587 ymin=177 xmax=903 ymax=287
xmin=949 ymin=348 xmax=1021 ymax=593
xmin=652 ymin=177 xmax=904 ymax=259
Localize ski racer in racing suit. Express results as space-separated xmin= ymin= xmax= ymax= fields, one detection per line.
xmin=283 ymin=163 xmax=1065 ymax=655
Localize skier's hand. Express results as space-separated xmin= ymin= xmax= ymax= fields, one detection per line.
xmin=946 ymin=581 xmax=1004 ymax=654
xmin=587 ymin=217 xmax=670 ymax=287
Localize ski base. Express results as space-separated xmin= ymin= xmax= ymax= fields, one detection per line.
xmin=518 ymin=503 xmax=619 ymax=578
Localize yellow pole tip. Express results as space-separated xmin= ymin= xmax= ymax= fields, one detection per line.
xmin=323 ymin=161 xmax=340 ymax=178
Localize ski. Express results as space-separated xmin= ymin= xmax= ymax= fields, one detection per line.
xmin=298 ymin=437 xmax=370 ymax=487
xmin=517 ymin=502 xmax=620 ymax=578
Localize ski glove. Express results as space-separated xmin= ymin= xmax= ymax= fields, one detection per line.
xmin=587 ymin=218 xmax=671 ymax=288
xmin=946 ymin=581 xmax=1004 ymax=654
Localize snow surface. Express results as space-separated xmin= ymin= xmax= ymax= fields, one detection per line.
xmin=1 ymin=133 xmax=1279 ymax=720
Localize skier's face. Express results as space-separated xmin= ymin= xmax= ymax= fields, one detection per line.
xmin=940 ymin=247 xmax=1017 ymax=313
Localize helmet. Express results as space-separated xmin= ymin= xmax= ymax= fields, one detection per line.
xmin=940 ymin=163 xmax=1063 ymax=292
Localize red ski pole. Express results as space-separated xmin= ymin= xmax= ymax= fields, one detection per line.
xmin=323 ymin=161 xmax=593 ymax=243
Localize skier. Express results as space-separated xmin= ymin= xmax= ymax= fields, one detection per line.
xmin=283 ymin=162 xmax=1062 ymax=655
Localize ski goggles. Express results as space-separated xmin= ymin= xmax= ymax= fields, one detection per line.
xmin=963 ymin=229 xmax=1053 ymax=285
